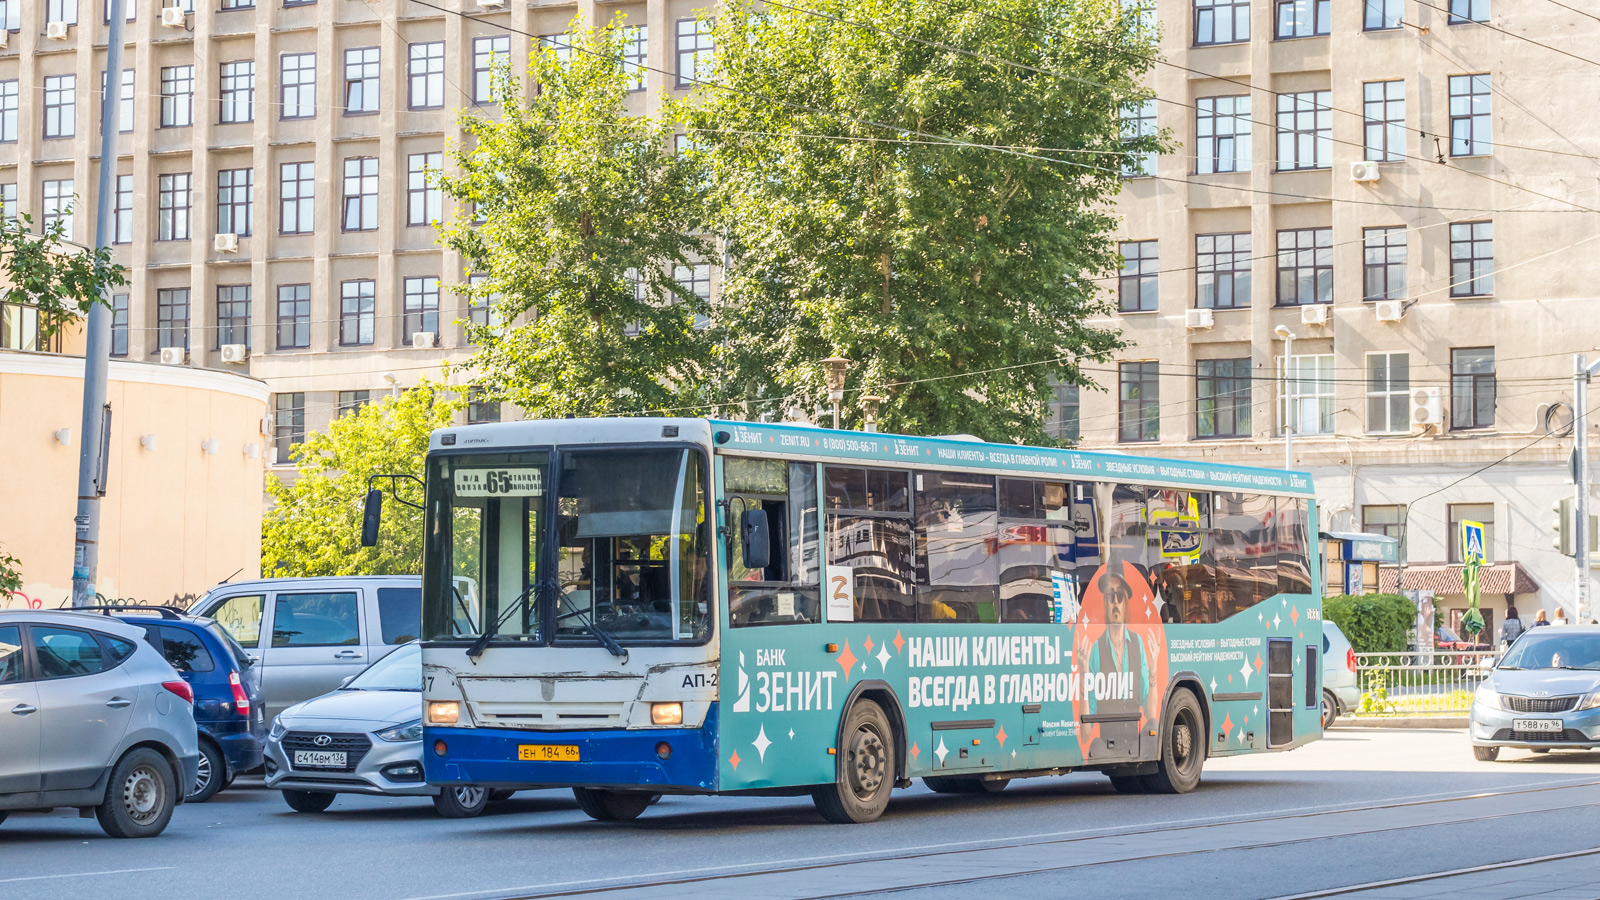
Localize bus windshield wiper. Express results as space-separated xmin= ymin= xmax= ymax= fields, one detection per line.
xmin=548 ymin=580 xmax=629 ymax=662
xmin=466 ymin=582 xmax=539 ymax=661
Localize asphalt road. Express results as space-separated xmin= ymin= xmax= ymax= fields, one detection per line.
xmin=4 ymin=729 xmax=1600 ymax=900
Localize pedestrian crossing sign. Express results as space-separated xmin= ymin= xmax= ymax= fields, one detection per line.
xmin=1461 ymin=520 xmax=1489 ymax=565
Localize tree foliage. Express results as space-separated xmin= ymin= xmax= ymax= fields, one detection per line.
xmin=262 ymin=381 xmax=461 ymax=577
xmin=1324 ymin=593 xmax=1418 ymax=654
xmin=0 ymin=545 xmax=20 ymax=600
xmin=436 ymin=18 xmax=715 ymax=419
xmin=688 ymin=0 xmax=1160 ymax=440
xmin=0 ymin=210 xmax=127 ymax=341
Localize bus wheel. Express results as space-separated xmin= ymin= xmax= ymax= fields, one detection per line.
xmin=813 ymin=699 xmax=895 ymax=824
xmin=925 ymin=776 xmax=1007 ymax=794
xmin=1143 ymin=690 xmax=1206 ymax=794
xmin=572 ymin=788 xmax=652 ymax=822
xmin=1108 ymin=775 xmax=1147 ymax=793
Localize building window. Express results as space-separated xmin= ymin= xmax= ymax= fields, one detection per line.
xmin=337 ymin=390 xmax=371 ymax=417
xmin=280 ymin=162 xmax=314 ymax=234
xmin=0 ymin=183 xmax=14 ymax=222
xmin=1046 ymin=381 xmax=1080 ymax=442
xmin=1362 ymin=505 xmax=1406 ymax=561
xmin=676 ymin=18 xmax=713 ymax=88
xmin=467 ymin=274 xmax=500 ymax=335
xmin=472 ymin=36 xmax=509 ymax=105
xmin=219 ymin=61 xmax=255 ymax=124
xmin=103 ymin=0 xmax=135 ymax=20
xmin=161 ymin=65 xmax=194 ymax=128
xmin=1196 ymin=358 xmax=1251 ymax=439
xmin=216 ymin=285 xmax=251 ymax=349
xmin=1197 ymin=232 xmax=1251 ymax=310
xmin=1449 ymin=0 xmax=1488 ymax=24
xmin=402 ymin=277 xmax=440 ymax=339
xmin=0 ymin=80 xmax=16 ymax=142
xmin=1194 ymin=0 xmax=1248 ymax=45
xmin=273 ymin=393 xmax=305 ymax=464
xmin=467 ymin=387 xmax=502 ymax=424
xmin=1450 ymin=347 xmax=1495 ymax=430
xmin=43 ymin=75 xmax=76 ymax=140
xmin=1276 ymin=227 xmax=1332 ymax=306
xmin=1363 ymin=226 xmax=1406 ymax=301
xmin=1119 ymin=362 xmax=1160 ymax=443
xmin=1447 ymin=504 xmax=1493 ymax=564
xmin=42 ymin=179 xmax=74 ymax=234
xmin=539 ymin=33 xmax=574 ymax=68
xmin=344 ymin=47 xmax=380 ymax=115
xmin=674 ymin=263 xmax=713 ymax=329
xmin=1119 ymin=240 xmax=1158 ymax=312
xmin=1449 ymin=221 xmax=1493 ymax=296
xmin=109 ymin=293 xmax=129 ymax=357
xmin=340 ymin=280 xmax=375 ymax=346
xmin=1365 ymin=352 xmax=1410 ymax=434
xmin=1275 ymin=0 xmax=1329 ymax=38
xmin=1362 ymin=80 xmax=1404 ymax=162
xmin=1285 ymin=354 xmax=1334 ymax=435
xmin=280 ymin=53 xmax=315 ymax=119
xmin=157 ymin=173 xmax=192 ymax=241
xmin=0 ymin=1 xmax=19 ymax=30
xmin=622 ymin=25 xmax=648 ymax=91
xmin=1196 ymin=95 xmax=1251 ymax=174
xmin=100 ymin=69 xmax=134 ymax=133
xmin=342 ymin=157 xmax=378 ymax=232
xmin=407 ymin=153 xmax=443 ymax=227
xmin=1449 ymin=74 xmax=1491 ymax=156
xmin=1364 ymin=0 xmax=1403 ymax=28
xmin=47 ymin=0 xmax=78 ymax=25
xmin=1276 ymin=90 xmax=1331 ymax=170
xmin=220 ymin=0 xmax=253 ymax=9
xmin=1120 ymin=100 xmax=1157 ymax=177
xmin=276 ymin=284 xmax=310 ymax=350
xmin=156 ymin=288 xmax=190 ymax=351
xmin=410 ymin=42 xmax=445 ymax=110
xmin=216 ymin=169 xmax=253 ymax=237
xmin=113 ymin=174 xmax=133 ymax=244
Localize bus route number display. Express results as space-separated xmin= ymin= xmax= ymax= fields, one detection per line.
xmin=455 ymin=468 xmax=544 ymax=497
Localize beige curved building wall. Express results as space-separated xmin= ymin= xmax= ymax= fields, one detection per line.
xmin=0 ymin=351 xmax=269 ymax=609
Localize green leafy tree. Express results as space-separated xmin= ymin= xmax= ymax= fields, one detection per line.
xmin=689 ymin=0 xmax=1160 ymax=441
xmin=0 ymin=209 xmax=128 ymax=341
xmin=0 ymin=545 xmax=21 ymax=601
xmin=262 ymin=381 xmax=462 ymax=576
xmin=436 ymin=18 xmax=714 ymax=418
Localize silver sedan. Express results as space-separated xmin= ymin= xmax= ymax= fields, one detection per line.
xmin=263 ymin=642 xmax=506 ymax=817
xmin=1470 ymin=626 xmax=1600 ymax=761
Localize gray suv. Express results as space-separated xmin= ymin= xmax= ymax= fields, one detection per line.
xmin=190 ymin=576 xmax=421 ymax=725
xmin=0 ymin=610 xmax=200 ymax=838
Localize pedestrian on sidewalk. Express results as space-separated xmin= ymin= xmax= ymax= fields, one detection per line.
xmin=1554 ymin=607 xmax=1570 ymax=626
xmin=1532 ymin=609 xmax=1551 ymax=627
xmin=1499 ymin=606 xmax=1525 ymax=648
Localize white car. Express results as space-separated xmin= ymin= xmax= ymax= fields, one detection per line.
xmin=0 ymin=610 xmax=200 ymax=838
xmin=263 ymin=642 xmax=504 ymax=817
xmin=1322 ymin=621 xmax=1361 ymax=728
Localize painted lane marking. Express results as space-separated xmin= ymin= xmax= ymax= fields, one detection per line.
xmin=0 ymin=867 xmax=174 ymax=884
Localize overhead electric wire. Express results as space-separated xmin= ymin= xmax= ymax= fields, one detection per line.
xmin=1410 ymin=0 xmax=1600 ymax=69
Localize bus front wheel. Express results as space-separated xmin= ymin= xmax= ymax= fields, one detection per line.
xmin=1142 ymin=690 xmax=1206 ymax=794
xmin=572 ymin=787 xmax=652 ymax=822
xmin=813 ymin=699 xmax=896 ymax=824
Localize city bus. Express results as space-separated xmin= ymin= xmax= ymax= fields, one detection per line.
xmin=404 ymin=417 xmax=1322 ymax=823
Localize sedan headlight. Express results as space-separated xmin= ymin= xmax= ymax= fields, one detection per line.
xmin=1475 ymin=687 xmax=1502 ymax=710
xmin=1578 ymin=690 xmax=1600 ymax=711
xmin=377 ymin=719 xmax=424 ymax=743
xmin=269 ymin=717 xmax=288 ymax=741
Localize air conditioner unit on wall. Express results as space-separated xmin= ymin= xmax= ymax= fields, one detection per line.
xmin=220 ymin=344 xmax=248 ymax=364
xmin=1411 ymin=387 xmax=1444 ymax=427
xmin=159 ymin=347 xmax=186 ymax=366
xmin=1184 ymin=308 xmax=1214 ymax=330
xmin=1375 ymin=300 xmax=1405 ymax=322
xmin=214 ymin=233 xmax=239 ymax=253
xmin=1351 ymin=161 xmax=1381 ymax=183
xmin=477 ymin=0 xmax=506 ymax=7
xmin=1301 ymin=305 xmax=1330 ymax=326
xmin=161 ymin=6 xmax=187 ymax=27
xmin=412 ymin=331 xmax=436 ymax=348
xmin=46 ymin=21 xmax=70 ymax=40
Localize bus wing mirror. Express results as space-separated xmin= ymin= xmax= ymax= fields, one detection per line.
xmin=361 ymin=489 xmax=383 ymax=547
xmin=741 ymin=508 xmax=771 ymax=571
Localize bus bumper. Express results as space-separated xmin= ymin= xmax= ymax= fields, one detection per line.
xmin=423 ymin=707 xmax=719 ymax=792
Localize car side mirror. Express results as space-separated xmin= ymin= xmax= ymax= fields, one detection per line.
xmin=741 ymin=508 xmax=771 ymax=571
xmin=361 ymin=489 xmax=383 ymax=547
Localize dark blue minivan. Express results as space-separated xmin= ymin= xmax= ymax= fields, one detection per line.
xmin=91 ymin=606 xmax=266 ymax=802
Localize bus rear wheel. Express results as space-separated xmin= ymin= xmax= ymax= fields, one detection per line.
xmin=572 ymin=788 xmax=652 ymax=822
xmin=813 ymin=699 xmax=896 ymax=824
xmin=1143 ymin=690 xmax=1206 ymax=794
xmin=924 ymin=776 xmax=1008 ymax=794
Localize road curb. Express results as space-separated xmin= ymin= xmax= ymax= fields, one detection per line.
xmin=1332 ymin=716 xmax=1468 ymax=729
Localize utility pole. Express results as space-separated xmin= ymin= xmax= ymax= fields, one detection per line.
xmin=1276 ymin=326 xmax=1296 ymax=471
xmin=1575 ymin=354 xmax=1599 ymax=624
xmin=71 ymin=0 xmax=128 ymax=607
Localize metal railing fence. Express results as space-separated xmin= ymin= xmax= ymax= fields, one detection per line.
xmin=1348 ymin=650 xmax=1497 ymax=716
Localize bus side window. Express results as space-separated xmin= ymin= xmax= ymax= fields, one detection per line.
xmin=726 ymin=459 xmax=822 ymax=627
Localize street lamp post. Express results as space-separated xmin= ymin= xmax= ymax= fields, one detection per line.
xmin=822 ymin=357 xmax=850 ymax=429
xmin=1276 ymin=325 xmax=1296 ymax=471
xmin=860 ymin=394 xmax=883 ymax=433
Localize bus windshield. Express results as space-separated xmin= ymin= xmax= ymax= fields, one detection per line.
xmin=422 ymin=447 xmax=712 ymax=645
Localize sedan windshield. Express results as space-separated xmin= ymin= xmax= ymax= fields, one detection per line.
xmin=1499 ymin=633 xmax=1600 ymax=670
xmin=347 ymin=642 xmax=421 ymax=691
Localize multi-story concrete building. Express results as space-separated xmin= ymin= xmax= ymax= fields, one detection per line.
xmin=0 ymin=0 xmax=711 ymax=465
xmin=1070 ymin=0 xmax=1600 ymax=629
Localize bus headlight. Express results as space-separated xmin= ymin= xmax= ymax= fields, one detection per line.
xmin=427 ymin=700 xmax=460 ymax=725
xmin=651 ymin=702 xmax=683 ymax=726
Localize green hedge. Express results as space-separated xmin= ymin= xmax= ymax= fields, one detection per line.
xmin=1323 ymin=593 xmax=1417 ymax=653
